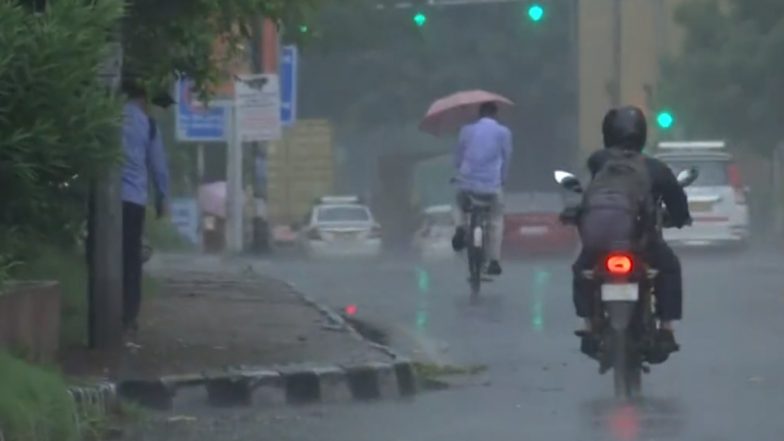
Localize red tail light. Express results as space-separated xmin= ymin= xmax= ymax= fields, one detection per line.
xmin=605 ymin=253 xmax=633 ymax=275
xmin=726 ymin=163 xmax=743 ymax=189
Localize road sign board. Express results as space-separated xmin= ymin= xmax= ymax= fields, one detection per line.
xmin=175 ymin=78 xmax=228 ymax=143
xmin=235 ymin=74 xmax=282 ymax=142
xmin=280 ymin=45 xmax=298 ymax=126
xmin=169 ymin=198 xmax=200 ymax=245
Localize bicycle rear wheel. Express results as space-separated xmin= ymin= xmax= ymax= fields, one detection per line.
xmin=467 ymin=212 xmax=484 ymax=302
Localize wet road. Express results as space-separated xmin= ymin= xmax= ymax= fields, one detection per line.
xmin=135 ymin=250 xmax=784 ymax=441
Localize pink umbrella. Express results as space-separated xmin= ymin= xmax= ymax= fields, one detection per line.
xmin=198 ymin=181 xmax=227 ymax=218
xmin=419 ymin=90 xmax=514 ymax=136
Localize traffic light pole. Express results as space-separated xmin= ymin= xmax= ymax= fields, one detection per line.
xmin=611 ymin=0 xmax=622 ymax=107
xmin=376 ymin=0 xmax=526 ymax=9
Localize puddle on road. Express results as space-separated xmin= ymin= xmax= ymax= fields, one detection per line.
xmin=579 ymin=397 xmax=688 ymax=441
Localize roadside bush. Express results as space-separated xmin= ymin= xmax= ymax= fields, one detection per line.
xmin=0 ymin=351 xmax=79 ymax=441
xmin=146 ymin=215 xmax=196 ymax=252
xmin=0 ymin=0 xmax=124 ymax=271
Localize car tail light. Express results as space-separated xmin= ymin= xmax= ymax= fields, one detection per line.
xmin=726 ymin=163 xmax=746 ymax=205
xmin=307 ymin=228 xmax=322 ymax=240
xmin=370 ymin=225 xmax=382 ymax=239
xmin=605 ymin=253 xmax=633 ymax=276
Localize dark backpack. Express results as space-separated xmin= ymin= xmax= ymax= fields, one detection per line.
xmin=579 ymin=149 xmax=653 ymax=249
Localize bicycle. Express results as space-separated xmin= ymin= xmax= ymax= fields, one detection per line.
xmin=460 ymin=192 xmax=496 ymax=302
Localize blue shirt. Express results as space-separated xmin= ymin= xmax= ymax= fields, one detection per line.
xmin=122 ymin=102 xmax=170 ymax=205
xmin=454 ymin=117 xmax=512 ymax=194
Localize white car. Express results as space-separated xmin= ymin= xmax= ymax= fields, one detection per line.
xmin=656 ymin=141 xmax=750 ymax=248
xmin=413 ymin=204 xmax=458 ymax=260
xmin=302 ymin=197 xmax=382 ymax=258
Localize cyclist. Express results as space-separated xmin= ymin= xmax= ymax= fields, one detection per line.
xmin=451 ymin=102 xmax=513 ymax=276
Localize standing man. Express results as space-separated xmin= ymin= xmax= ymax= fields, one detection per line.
xmin=451 ymin=102 xmax=513 ymax=275
xmin=121 ymin=81 xmax=170 ymax=332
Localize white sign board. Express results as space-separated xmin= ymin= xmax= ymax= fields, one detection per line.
xmin=234 ymin=74 xmax=282 ymax=142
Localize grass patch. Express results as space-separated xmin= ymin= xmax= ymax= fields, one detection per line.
xmin=413 ymin=362 xmax=488 ymax=380
xmin=0 ymin=351 xmax=79 ymax=441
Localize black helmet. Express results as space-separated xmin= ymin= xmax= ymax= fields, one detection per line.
xmin=602 ymin=106 xmax=647 ymax=152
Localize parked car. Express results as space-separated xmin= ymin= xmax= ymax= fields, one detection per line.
xmin=301 ymin=196 xmax=382 ymax=258
xmin=413 ymin=204 xmax=458 ymax=260
xmin=503 ymin=192 xmax=579 ymax=256
xmin=655 ymin=141 xmax=750 ymax=249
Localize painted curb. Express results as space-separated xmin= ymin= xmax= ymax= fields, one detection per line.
xmin=69 ymin=267 xmax=419 ymax=411
xmin=115 ymin=359 xmax=417 ymax=410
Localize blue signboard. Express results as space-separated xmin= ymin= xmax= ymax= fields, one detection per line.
xmin=169 ymin=198 xmax=200 ymax=245
xmin=280 ymin=45 xmax=298 ymax=126
xmin=175 ymin=78 xmax=228 ymax=142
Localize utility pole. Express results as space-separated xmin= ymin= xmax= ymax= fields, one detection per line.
xmin=611 ymin=0 xmax=622 ymax=107
xmin=88 ymin=33 xmax=124 ymax=350
xmin=225 ymin=99 xmax=244 ymax=253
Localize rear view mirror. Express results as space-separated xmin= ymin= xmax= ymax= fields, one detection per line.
xmin=554 ymin=170 xmax=583 ymax=193
xmin=676 ymin=167 xmax=699 ymax=187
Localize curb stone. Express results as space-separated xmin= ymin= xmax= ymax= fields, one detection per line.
xmin=114 ymin=359 xmax=417 ymax=410
xmin=70 ymin=269 xmax=418 ymax=411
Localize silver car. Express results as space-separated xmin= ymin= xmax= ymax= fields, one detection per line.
xmin=302 ymin=198 xmax=382 ymax=258
xmin=656 ymin=141 xmax=750 ymax=248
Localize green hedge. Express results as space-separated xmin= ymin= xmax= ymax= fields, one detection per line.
xmin=0 ymin=0 xmax=123 ymax=282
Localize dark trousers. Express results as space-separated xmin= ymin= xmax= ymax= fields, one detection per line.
xmin=572 ymin=239 xmax=683 ymax=321
xmin=122 ymin=201 xmax=146 ymax=328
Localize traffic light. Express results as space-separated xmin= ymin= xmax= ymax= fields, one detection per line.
xmin=413 ymin=11 xmax=427 ymax=27
xmin=656 ymin=110 xmax=675 ymax=130
xmin=527 ymin=3 xmax=545 ymax=22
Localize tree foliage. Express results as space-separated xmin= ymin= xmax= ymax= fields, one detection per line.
xmin=659 ymin=0 xmax=784 ymax=153
xmin=0 ymin=0 xmax=123 ymax=263
xmin=122 ymin=0 xmax=323 ymax=95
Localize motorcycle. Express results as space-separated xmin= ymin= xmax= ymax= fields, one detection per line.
xmin=553 ymin=166 xmax=698 ymax=400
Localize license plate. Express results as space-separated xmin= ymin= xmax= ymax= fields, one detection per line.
xmin=519 ymin=226 xmax=548 ymax=236
xmin=336 ymin=232 xmax=357 ymax=240
xmin=689 ymin=201 xmax=713 ymax=212
xmin=601 ymin=283 xmax=639 ymax=301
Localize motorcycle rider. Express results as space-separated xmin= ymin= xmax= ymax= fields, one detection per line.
xmin=571 ymin=106 xmax=691 ymax=358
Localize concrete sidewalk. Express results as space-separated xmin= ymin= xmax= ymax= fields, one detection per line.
xmin=122 ymin=268 xmax=390 ymax=378
xmin=63 ymin=254 xmax=418 ymax=411
xmin=62 ymin=253 xmax=394 ymax=381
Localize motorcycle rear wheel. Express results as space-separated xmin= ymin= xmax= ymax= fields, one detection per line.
xmin=612 ymin=331 xmax=642 ymax=400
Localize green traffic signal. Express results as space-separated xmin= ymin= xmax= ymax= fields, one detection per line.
xmin=528 ymin=3 xmax=545 ymax=22
xmin=656 ymin=111 xmax=675 ymax=130
xmin=413 ymin=12 xmax=427 ymax=27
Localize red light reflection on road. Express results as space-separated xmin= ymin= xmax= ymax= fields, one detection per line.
xmin=609 ymin=404 xmax=640 ymax=441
